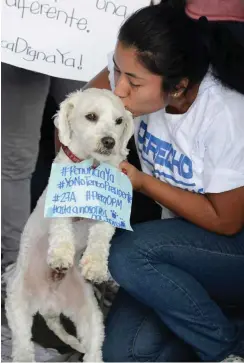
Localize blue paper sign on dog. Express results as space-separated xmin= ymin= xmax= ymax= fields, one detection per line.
xmin=44 ymin=159 xmax=133 ymax=231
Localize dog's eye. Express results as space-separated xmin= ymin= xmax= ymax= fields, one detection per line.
xmin=115 ymin=117 xmax=123 ymax=125
xmin=85 ymin=113 xmax=98 ymax=122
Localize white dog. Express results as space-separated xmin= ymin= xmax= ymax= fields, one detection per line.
xmin=5 ymin=88 xmax=134 ymax=362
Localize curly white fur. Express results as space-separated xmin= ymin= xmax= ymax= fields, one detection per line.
xmin=5 ymin=88 xmax=134 ymax=362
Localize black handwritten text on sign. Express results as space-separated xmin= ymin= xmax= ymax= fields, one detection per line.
xmin=2 ymin=0 xmax=150 ymax=81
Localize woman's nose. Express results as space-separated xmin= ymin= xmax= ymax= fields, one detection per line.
xmin=114 ymin=75 xmax=129 ymax=100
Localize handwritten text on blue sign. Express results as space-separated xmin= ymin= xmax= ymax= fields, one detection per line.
xmin=44 ymin=160 xmax=133 ymax=230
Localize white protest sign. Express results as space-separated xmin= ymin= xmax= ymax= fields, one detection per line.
xmin=44 ymin=160 xmax=133 ymax=231
xmin=1 ymin=0 xmax=150 ymax=81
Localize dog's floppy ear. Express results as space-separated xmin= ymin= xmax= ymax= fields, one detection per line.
xmin=120 ymin=110 xmax=134 ymax=157
xmin=54 ymin=93 xmax=76 ymax=146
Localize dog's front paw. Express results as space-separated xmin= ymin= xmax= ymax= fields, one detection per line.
xmin=47 ymin=241 xmax=75 ymax=278
xmin=80 ymin=253 xmax=109 ymax=284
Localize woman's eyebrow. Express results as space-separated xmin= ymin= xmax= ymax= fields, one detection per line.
xmin=113 ymin=56 xmax=145 ymax=80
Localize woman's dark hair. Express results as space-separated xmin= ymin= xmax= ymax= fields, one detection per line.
xmin=119 ymin=0 xmax=244 ymax=95
xmin=118 ymin=1 xmax=210 ymax=93
xmin=205 ymin=21 xmax=244 ymax=94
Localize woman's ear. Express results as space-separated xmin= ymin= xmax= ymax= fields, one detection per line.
xmin=120 ymin=110 xmax=134 ymax=157
xmin=54 ymin=93 xmax=75 ymax=146
xmin=170 ymin=78 xmax=189 ymax=98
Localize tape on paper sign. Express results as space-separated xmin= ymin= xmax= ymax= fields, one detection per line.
xmin=44 ymin=159 xmax=133 ymax=231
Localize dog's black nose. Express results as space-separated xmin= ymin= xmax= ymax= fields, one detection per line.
xmin=101 ymin=136 xmax=115 ymax=149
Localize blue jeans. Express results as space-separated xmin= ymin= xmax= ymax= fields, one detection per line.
xmin=103 ymin=219 xmax=244 ymax=362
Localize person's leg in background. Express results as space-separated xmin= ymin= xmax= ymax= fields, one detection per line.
xmin=31 ymin=77 xmax=86 ymax=210
xmin=30 ymin=94 xmax=57 ymax=211
xmin=1 ymin=64 xmax=50 ymax=268
xmin=103 ymin=288 xmax=198 ymax=362
xmin=106 ymin=219 xmax=244 ymax=362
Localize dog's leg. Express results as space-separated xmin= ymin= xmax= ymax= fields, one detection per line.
xmin=6 ymin=285 xmax=35 ymax=362
xmin=71 ymin=288 xmax=104 ymax=362
xmin=43 ymin=314 xmax=85 ymax=353
xmin=81 ymin=222 xmax=115 ymax=283
xmin=47 ymin=218 xmax=75 ymax=277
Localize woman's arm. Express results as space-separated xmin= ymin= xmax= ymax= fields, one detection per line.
xmin=121 ymin=161 xmax=244 ymax=236
xmin=82 ymin=67 xmax=111 ymax=91
xmin=55 ymin=67 xmax=111 ymax=152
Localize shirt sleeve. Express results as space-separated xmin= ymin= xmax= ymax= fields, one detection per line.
xmin=107 ymin=52 xmax=115 ymax=91
xmin=203 ymin=109 xmax=244 ymax=193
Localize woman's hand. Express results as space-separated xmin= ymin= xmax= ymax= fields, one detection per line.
xmin=120 ymin=161 xmax=144 ymax=191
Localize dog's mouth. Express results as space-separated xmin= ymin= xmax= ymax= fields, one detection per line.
xmin=94 ymin=147 xmax=113 ymax=156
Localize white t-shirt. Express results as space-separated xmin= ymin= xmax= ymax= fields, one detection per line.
xmin=107 ymin=53 xmax=244 ymax=218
